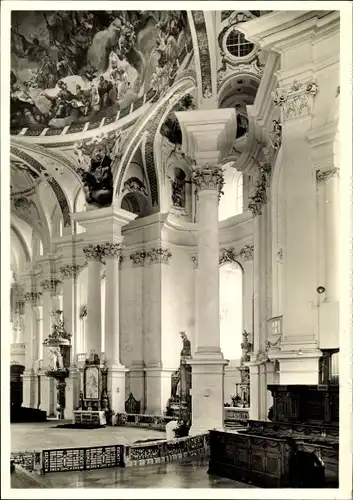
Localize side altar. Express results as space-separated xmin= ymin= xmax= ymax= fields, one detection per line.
xmin=73 ymin=350 xmax=111 ymax=427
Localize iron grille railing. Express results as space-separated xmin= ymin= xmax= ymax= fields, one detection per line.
xmin=42 ymin=444 xmax=124 ymax=474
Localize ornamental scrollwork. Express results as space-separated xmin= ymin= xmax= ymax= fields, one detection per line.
xmin=123 ymin=177 xmax=148 ymax=197
xmin=219 ymin=248 xmax=238 ymax=264
xmin=130 ymin=250 xmax=146 ymax=266
xmin=239 ymin=244 xmax=254 ymax=262
xmin=100 ymin=242 xmax=124 ymax=259
xmin=192 ymin=165 xmax=225 ymax=198
xmin=191 ymin=254 xmax=199 ymax=269
xmin=79 ymin=304 xmax=87 ymax=319
xmin=40 ymin=278 xmax=62 ymax=292
xmin=269 ymin=120 xmax=282 ymax=150
xmin=82 ymin=244 xmax=103 ymax=262
xmin=145 ymin=247 xmax=172 ymax=265
xmin=60 ymin=264 xmax=82 ymax=279
xmin=316 ymin=168 xmax=339 ymax=183
xmin=23 ymin=291 xmax=42 ymax=303
xmin=272 ymin=81 xmax=319 ymax=121
xmin=265 ymin=336 xmax=281 ymax=351
xmin=248 ymin=164 xmax=272 ymax=216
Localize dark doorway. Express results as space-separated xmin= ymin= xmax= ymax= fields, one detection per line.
xmin=10 ymin=364 xmax=24 ymax=408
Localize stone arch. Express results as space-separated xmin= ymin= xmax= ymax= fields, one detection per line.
xmin=10 ymin=146 xmax=72 ymax=228
xmin=11 ymin=224 xmax=31 ymax=263
xmin=114 ymin=75 xmax=196 ymax=202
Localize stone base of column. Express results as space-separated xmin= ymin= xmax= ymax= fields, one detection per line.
xmin=144 ymin=367 xmax=175 ymax=415
xmin=129 ymin=364 xmax=145 ymax=412
xmin=188 ymin=358 xmax=228 ymax=434
xmin=39 ymin=375 xmax=55 ymax=417
xmin=22 ymin=370 xmax=36 ymax=408
xmin=107 ymin=364 xmax=128 ymax=415
xmin=276 ymin=348 xmax=322 ymax=385
xmin=65 ymin=367 xmax=80 ymax=420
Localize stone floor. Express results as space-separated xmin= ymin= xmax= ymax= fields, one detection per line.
xmin=12 ymin=456 xmax=255 ymax=489
xmin=11 ymin=421 xmax=166 ymax=452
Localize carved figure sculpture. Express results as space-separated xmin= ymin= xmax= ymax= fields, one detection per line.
xmin=81 ymin=146 xmax=114 ymax=207
xmin=49 ymin=346 xmax=64 ymax=370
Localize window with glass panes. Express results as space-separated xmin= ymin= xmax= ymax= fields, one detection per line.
xmin=226 ymin=29 xmax=254 ymax=58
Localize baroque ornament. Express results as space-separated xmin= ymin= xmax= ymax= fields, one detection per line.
xmin=146 ymin=247 xmax=172 ymax=265
xmin=239 ymin=244 xmax=254 ymax=262
xmin=130 ymin=250 xmax=146 ymax=266
xmin=316 ymin=168 xmax=339 ymax=183
xmin=272 ymin=81 xmax=319 ymax=121
xmin=192 ymin=165 xmax=225 ymax=198
xmin=23 ymin=291 xmax=42 ymax=303
xmin=191 ymin=254 xmax=199 ymax=269
xmin=100 ymin=242 xmax=124 ymax=258
xmin=248 ymin=164 xmax=272 ymax=216
xmin=269 ymin=120 xmax=282 ymax=150
xmin=219 ymin=248 xmax=238 ymax=264
xmin=60 ymin=264 xmax=81 ymax=279
xmin=83 ymin=244 xmax=103 ymax=262
xmin=123 ymin=177 xmax=148 ymax=197
xmin=40 ymin=278 xmax=62 ymax=292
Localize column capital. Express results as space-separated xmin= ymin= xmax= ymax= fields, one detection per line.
xmin=100 ymin=242 xmax=124 ymax=259
xmin=145 ymin=247 xmax=172 ymax=265
xmin=192 ymin=165 xmax=225 ymax=197
xmin=239 ymin=244 xmax=254 ymax=262
xmin=316 ymin=167 xmax=339 ymax=183
xmin=83 ymin=244 xmax=103 ymax=262
xmin=40 ymin=278 xmax=62 ymax=293
xmin=130 ymin=250 xmax=146 ymax=267
xmin=272 ymin=81 xmax=319 ymax=122
xmin=60 ymin=264 xmax=82 ymax=279
xmin=23 ymin=291 xmax=42 ymax=304
xmin=16 ymin=299 xmax=25 ymax=315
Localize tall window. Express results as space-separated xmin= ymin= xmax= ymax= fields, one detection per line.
xmin=39 ymin=240 xmax=43 ymax=256
xmin=219 ymin=169 xmax=243 ymax=221
xmin=219 ymin=263 xmax=243 ymax=360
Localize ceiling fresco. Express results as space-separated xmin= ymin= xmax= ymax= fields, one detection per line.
xmin=11 ymin=11 xmax=192 ymax=131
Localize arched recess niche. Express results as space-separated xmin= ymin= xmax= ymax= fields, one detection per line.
xmin=219 ymin=261 xmax=243 ymax=360
xmin=219 ymin=162 xmax=243 ymax=221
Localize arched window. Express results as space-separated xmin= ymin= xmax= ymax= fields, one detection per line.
xmin=219 ymin=262 xmax=243 ymax=360
xmin=39 ymin=240 xmax=43 ymax=256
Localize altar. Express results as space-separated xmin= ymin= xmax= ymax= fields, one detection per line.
xmin=73 ymin=350 xmax=112 ymax=427
xmin=73 ymin=410 xmax=106 ymax=426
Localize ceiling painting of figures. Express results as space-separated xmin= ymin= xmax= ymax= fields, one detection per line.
xmin=10 ymin=11 xmax=192 ymax=131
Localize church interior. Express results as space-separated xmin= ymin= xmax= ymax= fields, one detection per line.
xmin=6 ymin=7 xmax=348 ymax=493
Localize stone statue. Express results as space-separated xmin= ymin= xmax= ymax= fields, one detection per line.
xmin=49 ymin=346 xmax=64 ymax=370
xmin=241 ymin=330 xmax=252 ymax=363
xmin=180 ymin=331 xmax=191 ymax=357
xmin=81 ymin=146 xmax=114 ymax=207
xmin=171 ymin=368 xmax=181 ymax=401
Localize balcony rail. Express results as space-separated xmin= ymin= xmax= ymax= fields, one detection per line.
xmin=267 ymin=315 xmax=283 ymax=337
xmin=11 ymin=343 xmax=25 ymax=355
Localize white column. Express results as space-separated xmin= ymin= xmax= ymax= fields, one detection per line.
xmin=22 ymin=291 xmax=41 ymax=408
xmin=175 ymin=106 xmax=236 ymax=433
xmin=190 ymin=166 xmax=228 ymax=433
xmin=102 ymin=243 xmax=127 ymax=414
xmin=82 ymin=245 xmax=102 ymax=356
xmin=322 ymin=169 xmax=339 ymax=302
